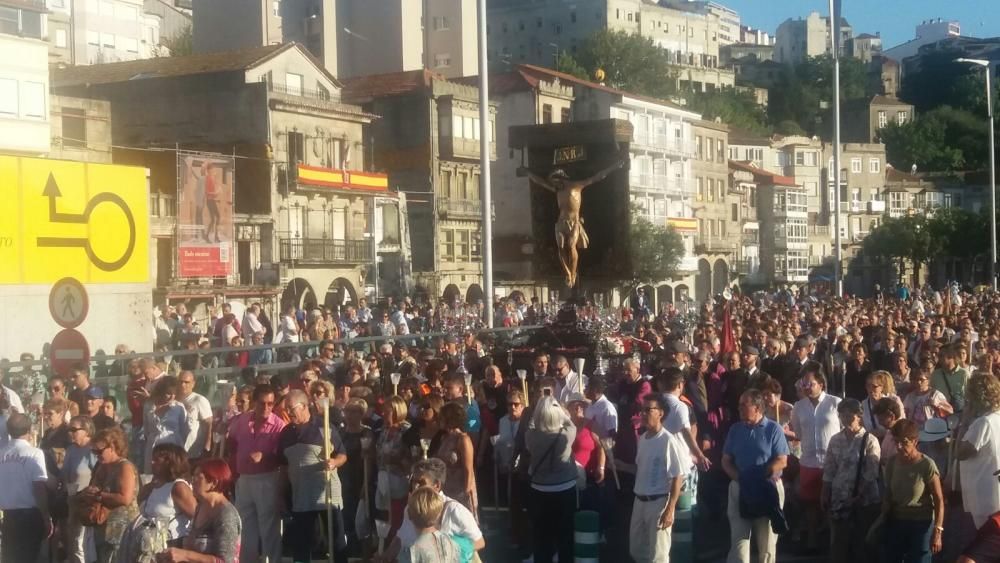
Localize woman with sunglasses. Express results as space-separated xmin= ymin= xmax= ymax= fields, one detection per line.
xmin=404 ymin=395 xmax=445 ymax=459
xmin=902 ymin=367 xmax=953 ymax=430
xmin=81 ymin=427 xmax=139 ymax=563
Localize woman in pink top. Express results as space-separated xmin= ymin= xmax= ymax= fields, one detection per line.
xmin=567 ymin=394 xmax=605 ymax=512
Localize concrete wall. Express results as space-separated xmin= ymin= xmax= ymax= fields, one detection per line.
xmin=49 ymin=95 xmax=113 ymax=163
xmin=0 ymin=283 xmax=153 ymax=358
xmin=0 ymin=35 xmax=50 ymax=155
xmin=192 ymin=0 xmax=265 ymax=54
xmin=426 ymin=0 xmax=478 ymax=78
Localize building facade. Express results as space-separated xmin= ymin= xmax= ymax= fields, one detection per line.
xmin=0 ymin=0 xmax=50 ymax=156
xmin=841 ymin=95 xmax=913 ymax=143
xmin=193 ymin=0 xmax=477 ymax=79
xmin=883 ymin=18 xmax=961 ymax=63
xmin=486 ymin=0 xmax=735 ymax=92
xmin=52 ymin=43 xmax=403 ymax=313
xmin=47 ymin=0 xmax=163 ymax=65
xmin=342 ymin=70 xmax=496 ymax=303
xmin=774 ymin=11 xmax=853 ymax=64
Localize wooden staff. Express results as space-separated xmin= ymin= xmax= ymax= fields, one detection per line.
xmin=321 ymin=398 xmax=334 ymax=563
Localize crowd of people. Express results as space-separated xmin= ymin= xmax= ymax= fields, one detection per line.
xmin=0 ymin=284 xmax=999 ymax=563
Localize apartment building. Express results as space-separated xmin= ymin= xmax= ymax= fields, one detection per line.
xmin=848 ymin=33 xmax=882 ymax=63
xmin=193 ymin=0 xmax=477 ymax=79
xmin=728 ymin=161 xmax=760 ymax=283
xmin=342 ymin=70 xmax=496 ymax=303
xmin=0 ymin=0 xmax=50 ymax=156
xmin=52 ymin=43 xmax=405 ymax=310
xmin=841 ymin=95 xmax=913 ymax=143
xmin=486 ymin=0 xmax=735 ymax=92
xmin=774 ymin=11 xmax=852 ymax=64
xmin=47 ymin=0 xmax=163 ymax=65
xmin=884 ymin=19 xmax=961 ymax=63
xmin=823 ymin=142 xmax=887 ymax=259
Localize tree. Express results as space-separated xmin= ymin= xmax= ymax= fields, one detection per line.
xmin=767 ymin=55 xmax=867 ymax=136
xmin=556 ymin=30 xmax=679 ymax=100
xmin=623 ymin=215 xmax=684 ymax=301
xmin=879 ymin=106 xmax=987 ymax=172
xmin=900 ymin=49 xmax=997 ymax=115
xmin=160 ymin=24 xmax=192 ymax=57
xmin=685 ymin=89 xmax=770 ymax=136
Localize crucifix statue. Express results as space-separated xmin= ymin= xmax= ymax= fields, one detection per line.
xmin=518 ymin=159 xmax=624 ymax=287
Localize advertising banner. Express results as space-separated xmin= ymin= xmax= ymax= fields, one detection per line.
xmin=177 ymin=153 xmax=234 ymax=278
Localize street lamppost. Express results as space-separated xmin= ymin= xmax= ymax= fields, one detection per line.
xmin=829 ymin=0 xmax=844 ymax=297
xmin=957 ymin=58 xmax=997 ymax=290
xmin=477 ymin=0 xmax=495 ymax=327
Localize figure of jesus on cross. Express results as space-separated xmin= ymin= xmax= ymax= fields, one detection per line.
xmin=519 ymin=158 xmax=624 ymax=287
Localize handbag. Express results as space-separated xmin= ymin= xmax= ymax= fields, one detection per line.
xmin=73 ymin=493 xmax=110 ymax=527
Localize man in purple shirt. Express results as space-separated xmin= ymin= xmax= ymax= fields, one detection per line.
xmin=226 ymin=383 xmax=286 ymax=563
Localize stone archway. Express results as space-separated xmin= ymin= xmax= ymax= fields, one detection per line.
xmin=282 ymin=278 xmax=317 ymax=310
xmin=466 ymin=283 xmax=485 ymax=304
xmin=656 ymin=285 xmax=674 ymax=310
xmin=323 ymin=278 xmax=358 ymax=310
xmin=713 ymin=259 xmax=730 ymax=296
xmin=442 ymin=284 xmax=461 ymax=305
xmin=696 ymin=259 xmax=712 ymax=303
xmin=675 ymin=284 xmax=690 ymax=303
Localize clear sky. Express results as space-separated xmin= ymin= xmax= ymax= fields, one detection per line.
xmin=724 ymin=0 xmax=1000 ymax=48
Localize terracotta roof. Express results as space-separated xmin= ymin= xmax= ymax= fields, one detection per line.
xmin=340 ymin=69 xmax=443 ymax=103
xmin=453 ymin=68 xmax=541 ymax=95
xmin=885 ymin=165 xmax=922 ymax=183
xmin=515 ymin=64 xmax=694 ymax=114
xmin=871 ymin=95 xmax=912 ymax=107
xmin=51 ymin=43 xmax=299 ymax=88
xmin=729 ymin=160 xmax=798 ymax=187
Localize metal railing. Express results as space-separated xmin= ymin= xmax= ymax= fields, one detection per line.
xmin=437 ymin=198 xmax=482 ymax=218
xmin=279 ymin=238 xmax=372 ymax=263
xmin=266 ymin=81 xmax=333 ymax=102
xmin=150 ymin=192 xmax=176 ymax=218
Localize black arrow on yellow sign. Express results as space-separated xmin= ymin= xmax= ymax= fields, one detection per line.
xmin=36 ymin=172 xmax=137 ymax=272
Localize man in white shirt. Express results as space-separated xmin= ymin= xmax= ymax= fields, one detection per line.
xmin=0 ymin=413 xmax=52 ymax=562
xmin=790 ymin=368 xmax=841 ymax=550
xmin=631 ymin=394 xmax=687 ymax=563
xmin=275 ymin=304 xmax=300 ymax=344
xmin=178 ymin=370 xmax=213 ymax=460
xmin=380 ymin=458 xmax=484 ymax=562
xmin=0 ymin=364 xmax=24 ymax=413
xmin=958 ymin=396 xmax=1000 ymax=529
xmin=661 ymin=369 xmax=710 ymax=471
xmin=585 ymin=376 xmax=619 ymax=439
xmin=553 ymin=355 xmax=587 ymax=404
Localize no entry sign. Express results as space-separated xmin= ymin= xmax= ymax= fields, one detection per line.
xmin=50 ymin=328 xmax=90 ymax=377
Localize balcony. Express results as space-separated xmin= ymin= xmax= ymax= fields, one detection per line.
xmin=437 ymin=198 xmax=483 ymax=219
xmin=867 ymin=200 xmax=886 ymax=214
xmin=631 ymin=174 xmax=689 ymax=196
xmin=279 ymin=238 xmax=373 ymax=264
xmin=631 ymin=134 xmax=696 ymax=158
xmin=741 ymin=231 xmax=758 ymax=245
xmin=809 ymin=225 xmax=831 ymax=237
xmin=696 ymin=235 xmax=737 ymax=254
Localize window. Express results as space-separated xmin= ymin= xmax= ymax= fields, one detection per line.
xmin=804 ymin=151 xmax=817 ymax=166
xmin=718 ymin=141 xmax=725 ymax=161
xmin=21 ymin=82 xmax=45 ymax=118
xmin=434 ymin=53 xmax=451 ymax=68
xmin=433 ymin=16 xmax=450 ymax=30
xmin=463 ymin=116 xmax=474 ymax=139
xmin=287 ymin=131 xmax=304 ymax=167
xmin=851 ymin=158 xmax=862 ymax=173
xmin=795 ymin=151 xmax=805 ymax=166
xmin=54 ymin=29 xmax=68 ymax=48
xmin=786 ymin=219 xmax=807 ymax=242
xmin=627 ymin=12 xmax=632 ymax=22
xmin=0 ymin=79 xmax=16 ymax=115
xmin=706 ymin=138 xmax=715 ymax=161
xmin=896 ymin=111 xmax=908 ymax=125
xmin=440 ymin=230 xmax=455 ymax=261
xmin=316 ymin=82 xmax=329 ymax=100
xmin=121 ymin=37 xmax=138 ymax=53
xmin=731 ymin=203 xmax=739 ymax=222
xmin=87 ymin=30 xmax=99 ymax=45
xmin=696 ymin=177 xmax=704 ymax=201
xmin=542 ymin=104 xmax=552 ymax=124
xmin=869 ymin=158 xmax=881 ymax=173
xmin=457 ymin=231 xmax=470 ymax=260
xmin=101 ymin=32 xmax=115 ymax=48
xmin=272 ymin=1 xmax=279 ymax=16
xmin=285 ymin=72 xmax=303 ymax=95
xmin=695 ymin=136 xmax=702 ymax=158
xmin=877 ymin=110 xmax=887 ymax=128
xmin=560 ymin=107 xmax=571 ymax=123
xmin=471 ymin=232 xmax=482 ymax=259
xmin=451 ymin=115 xmax=462 ymax=138
xmin=116 ymin=4 xmax=137 ymax=20
xmin=707 ymin=179 xmax=714 ymax=202
xmin=62 ymin=107 xmax=87 ymax=148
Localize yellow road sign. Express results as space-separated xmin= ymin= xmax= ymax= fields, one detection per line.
xmin=0 ymin=156 xmax=149 ymax=284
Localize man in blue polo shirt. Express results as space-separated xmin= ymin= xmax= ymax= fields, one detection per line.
xmin=722 ymin=389 xmax=789 ymax=563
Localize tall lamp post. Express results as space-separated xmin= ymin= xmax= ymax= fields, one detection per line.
xmin=477 ymin=0 xmax=495 ymax=326
xmin=957 ymin=58 xmax=997 ymax=290
xmin=828 ymin=0 xmax=844 ymax=297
